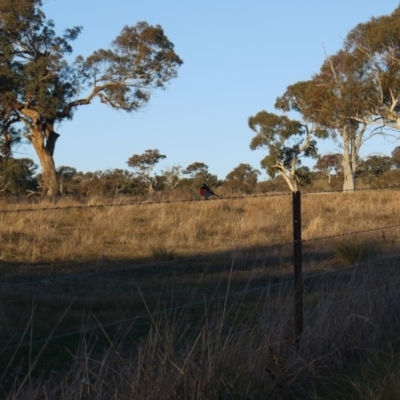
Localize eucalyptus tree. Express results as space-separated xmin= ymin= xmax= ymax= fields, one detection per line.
xmin=127 ymin=149 xmax=166 ymax=193
xmin=182 ymin=162 xmax=219 ymax=187
xmin=304 ymin=46 xmax=397 ymax=191
xmin=0 ymin=157 xmax=38 ymax=195
xmin=161 ymin=165 xmax=182 ymax=190
xmin=252 ymin=6 xmax=400 ymax=192
xmin=99 ymin=169 xmax=136 ymax=196
xmin=270 ymin=47 xmax=380 ymax=192
xmin=248 ymin=111 xmax=318 ymax=191
xmin=313 ymin=154 xmax=342 ymax=183
xmin=362 ymin=155 xmax=393 ymax=177
xmin=225 ymin=163 xmax=260 ymax=193
xmin=248 ymin=81 xmax=326 ymax=192
xmin=56 ymin=166 xmax=77 ymax=195
xmin=343 ymin=6 xmax=400 ymax=129
xmin=226 ymin=163 xmax=260 ymax=185
xmin=0 ymin=0 xmax=183 ymax=196
xmin=392 ymin=146 xmax=400 ymax=168
xmin=302 ymin=6 xmax=400 ymax=191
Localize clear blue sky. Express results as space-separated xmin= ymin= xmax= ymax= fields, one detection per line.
xmin=17 ymin=0 xmax=400 ymax=180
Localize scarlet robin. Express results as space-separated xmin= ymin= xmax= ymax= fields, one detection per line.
xmin=200 ymin=184 xmax=220 ymax=200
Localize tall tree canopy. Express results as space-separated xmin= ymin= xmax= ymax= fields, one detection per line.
xmin=182 ymin=162 xmax=219 ymax=187
xmin=248 ymin=110 xmax=321 ymax=191
xmin=127 ymin=149 xmax=166 ymax=192
xmin=313 ymin=154 xmax=342 ymax=182
xmin=0 ymin=156 xmax=38 ymax=195
xmin=248 ymin=81 xmax=327 ymax=192
xmin=292 ymin=5 xmax=400 ymax=191
xmin=391 ymin=146 xmax=400 ymax=168
xmin=0 ymin=0 xmax=183 ymax=196
xmin=247 ymin=5 xmax=400 ymax=192
xmin=225 ymin=163 xmax=260 ymax=193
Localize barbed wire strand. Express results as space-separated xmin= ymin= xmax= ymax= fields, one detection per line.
xmin=1 ymin=249 xmax=398 ymax=310
xmin=1 ymin=185 xmax=400 ymax=350
xmin=2 ymin=266 xmax=400 ymax=354
xmin=0 ymin=277 xmax=290 ymax=352
xmin=309 ymin=276 xmax=400 ymax=309
xmin=303 ymin=223 xmax=400 ymax=243
xmin=157 ymin=274 xmax=400 ymax=361
xmin=2 ymin=217 xmax=398 ymax=291
xmin=2 ymin=248 xmax=399 ymax=308
xmin=0 ymin=241 xmax=293 ymax=290
xmin=302 ymin=182 xmax=400 ymax=196
xmin=0 ymin=250 xmax=400 ymax=353
xmin=1 ymin=217 xmax=399 ymax=294
xmin=0 ymin=248 xmax=300 ymax=306
xmin=173 ymin=276 xmax=400 ymax=362
xmin=0 ymin=191 xmax=292 ymax=214
xmin=0 ymin=182 xmax=400 ymax=215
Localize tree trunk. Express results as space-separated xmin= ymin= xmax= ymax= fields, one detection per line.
xmin=276 ymin=157 xmax=299 ymax=192
xmin=342 ymin=140 xmax=356 ymax=191
xmin=30 ymin=126 xmax=60 ymax=196
xmin=341 ymin=126 xmax=356 ymax=192
xmin=278 ymin=170 xmax=299 ymax=192
xmin=342 ymin=160 xmax=355 ymax=191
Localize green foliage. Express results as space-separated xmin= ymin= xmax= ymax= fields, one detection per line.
xmin=313 ymin=154 xmax=342 ymax=182
xmin=127 ymin=149 xmax=166 ymax=172
xmin=182 ymin=162 xmax=219 ymax=187
xmin=0 ymin=125 xmax=22 ymax=162
xmin=248 ymin=111 xmax=305 ymax=149
xmin=314 ymin=154 xmax=342 ymax=173
xmin=259 ymin=6 xmax=400 ymax=192
xmin=182 ymin=162 xmax=209 ymax=177
xmin=225 ymin=163 xmax=260 ymax=193
xmin=226 ymin=163 xmax=260 ymax=183
xmin=78 ymin=22 xmax=183 ymax=112
xmin=0 ymin=0 xmax=83 ymax=118
xmin=127 ymin=149 xmax=166 ymax=192
xmin=71 ymin=169 xmax=138 ymax=196
xmin=344 ymin=7 xmax=400 ymax=127
xmin=0 ymin=157 xmax=38 ymax=195
xmin=361 ymin=155 xmax=393 ymax=177
xmin=248 ymin=110 xmax=318 ymax=190
xmin=0 ymin=1 xmax=182 ymax=195
xmin=248 ymin=111 xmax=305 ymax=175
xmin=56 ymin=166 xmax=77 ymax=195
xmin=391 ymin=146 xmax=400 ymax=168
xmin=295 ymin=166 xmax=313 ymax=186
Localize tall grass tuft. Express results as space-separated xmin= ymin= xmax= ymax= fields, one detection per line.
xmin=334 ymin=240 xmax=381 ymax=265
xmin=150 ymin=244 xmax=177 ymax=261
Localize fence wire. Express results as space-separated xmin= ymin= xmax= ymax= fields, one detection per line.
xmin=0 ymin=191 xmax=292 ymax=214
xmin=2 ymin=257 xmax=400 ymax=353
xmin=303 ymin=223 xmax=400 ymax=243
xmin=1 ymin=185 xmax=400 ymax=356
xmin=1 ymin=186 xmax=400 ymax=296
xmin=0 ymin=182 xmax=399 ymax=215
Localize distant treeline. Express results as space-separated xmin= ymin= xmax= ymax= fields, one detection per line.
xmin=2 ymin=148 xmax=400 ymax=197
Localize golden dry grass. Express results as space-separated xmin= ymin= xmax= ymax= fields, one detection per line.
xmin=0 ymin=189 xmax=399 ymax=266
xmin=1 ymin=189 xmax=400 ymax=399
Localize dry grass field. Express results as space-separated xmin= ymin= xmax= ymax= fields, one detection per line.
xmin=1 ymin=189 xmax=400 ymax=399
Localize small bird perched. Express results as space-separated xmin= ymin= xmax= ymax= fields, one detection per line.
xmin=200 ymin=184 xmax=220 ymax=200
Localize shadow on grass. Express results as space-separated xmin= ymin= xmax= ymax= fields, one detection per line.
xmin=0 ymin=240 xmax=398 ymax=395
